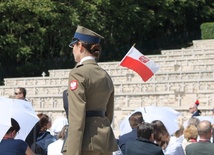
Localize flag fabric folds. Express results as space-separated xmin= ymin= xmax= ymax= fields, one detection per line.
xmin=119 ymin=46 xmax=160 ymax=82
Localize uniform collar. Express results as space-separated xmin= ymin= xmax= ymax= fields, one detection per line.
xmin=80 ymin=56 xmax=95 ymax=64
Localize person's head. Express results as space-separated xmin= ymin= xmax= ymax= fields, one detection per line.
xmin=129 ymin=111 xmax=144 ymax=129
xmin=37 ymin=113 xmax=52 ymax=132
xmin=57 ymin=125 xmax=68 ymax=140
xmin=187 ymin=117 xmax=200 ymax=127
xmin=189 ymin=103 xmax=197 ymax=114
xmin=69 ymin=25 xmax=104 ymax=62
xmin=184 ymin=125 xmax=198 ymax=141
xmin=174 ymin=124 xmax=184 ymax=138
xmin=137 ymin=122 xmax=154 ymax=141
xmin=14 ymin=87 xmax=26 ymax=99
xmin=6 ymin=118 xmax=20 ymax=138
xmin=197 ymin=120 xmax=212 ymax=139
xmin=151 ymin=120 xmax=170 ymax=150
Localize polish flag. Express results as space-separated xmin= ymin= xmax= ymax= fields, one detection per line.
xmin=119 ymin=46 xmax=160 ymax=82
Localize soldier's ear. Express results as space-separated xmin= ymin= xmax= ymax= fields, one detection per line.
xmin=77 ymin=42 xmax=84 ymax=53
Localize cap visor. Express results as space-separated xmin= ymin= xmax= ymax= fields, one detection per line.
xmin=68 ymin=39 xmax=79 ymax=48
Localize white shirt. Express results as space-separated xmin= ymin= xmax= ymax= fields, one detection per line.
xmin=50 ymin=117 xmax=68 ymax=136
xmin=164 ymin=137 xmax=185 ymax=155
xmin=80 ymin=56 xmax=95 ymax=64
xmin=47 ymin=139 xmax=64 ymax=155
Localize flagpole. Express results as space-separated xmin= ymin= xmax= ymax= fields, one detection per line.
xmin=119 ymin=43 xmax=136 ymax=65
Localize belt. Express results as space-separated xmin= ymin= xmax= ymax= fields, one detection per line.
xmin=86 ymin=111 xmax=105 ymax=117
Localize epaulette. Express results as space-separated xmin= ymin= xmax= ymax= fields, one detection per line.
xmin=76 ymin=64 xmax=84 ymax=68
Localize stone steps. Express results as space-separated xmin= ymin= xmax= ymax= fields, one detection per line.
xmin=3 ymin=69 xmax=214 ymax=87
xmin=1 ymin=39 xmax=214 ymax=136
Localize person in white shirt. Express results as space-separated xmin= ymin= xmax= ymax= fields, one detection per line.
xmin=47 ymin=125 xmax=68 ymax=155
xmin=164 ymin=124 xmax=185 ymax=155
xmin=164 ymin=137 xmax=185 ymax=155
xmin=49 ymin=117 xmax=68 ymax=138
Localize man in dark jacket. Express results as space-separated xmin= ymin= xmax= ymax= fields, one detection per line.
xmin=189 ymin=103 xmax=201 ymax=117
xmin=126 ymin=122 xmax=164 ymax=155
xmin=118 ymin=112 xmax=144 ymax=154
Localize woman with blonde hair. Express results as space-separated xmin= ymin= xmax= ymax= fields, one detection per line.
xmin=182 ymin=125 xmax=198 ymax=154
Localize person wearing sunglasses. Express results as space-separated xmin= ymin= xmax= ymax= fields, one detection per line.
xmin=14 ymin=87 xmax=27 ymax=101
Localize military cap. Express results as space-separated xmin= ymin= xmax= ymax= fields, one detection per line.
xmin=69 ymin=25 xmax=104 ymax=48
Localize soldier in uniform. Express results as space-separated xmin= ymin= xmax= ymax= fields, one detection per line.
xmin=62 ymin=25 xmax=118 ymax=155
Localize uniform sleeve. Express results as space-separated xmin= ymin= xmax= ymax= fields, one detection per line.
xmin=66 ymin=70 xmax=86 ymax=155
xmin=106 ymin=89 xmax=114 ymax=124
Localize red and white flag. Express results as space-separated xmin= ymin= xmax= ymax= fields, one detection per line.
xmin=119 ymin=46 xmax=160 ymax=82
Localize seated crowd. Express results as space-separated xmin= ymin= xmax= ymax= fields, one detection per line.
xmin=116 ymin=111 xmax=214 ymax=155
xmin=1 ymin=89 xmax=214 ymax=155
xmin=0 ymin=88 xmax=69 ymax=155
xmin=0 ymin=113 xmax=68 ymax=155
xmin=1 ymin=112 xmax=214 ymax=155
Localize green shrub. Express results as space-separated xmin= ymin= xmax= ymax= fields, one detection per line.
xmin=200 ymin=22 xmax=214 ymax=39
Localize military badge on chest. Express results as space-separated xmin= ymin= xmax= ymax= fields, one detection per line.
xmin=70 ymin=80 xmax=78 ymax=90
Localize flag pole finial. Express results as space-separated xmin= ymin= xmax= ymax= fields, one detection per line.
xmin=133 ymin=43 xmax=136 ymax=47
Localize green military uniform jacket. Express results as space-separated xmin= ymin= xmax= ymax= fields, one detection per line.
xmin=63 ymin=59 xmax=118 ymax=155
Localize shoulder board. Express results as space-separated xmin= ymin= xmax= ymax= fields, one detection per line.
xmin=76 ymin=64 xmax=84 ymax=68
